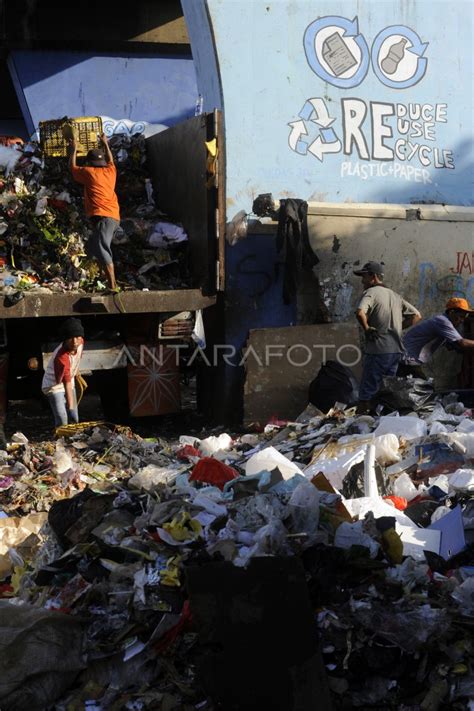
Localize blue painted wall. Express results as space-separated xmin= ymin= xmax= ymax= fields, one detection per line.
xmin=221 ymin=233 xmax=297 ymax=417
xmin=8 ymin=50 xmax=198 ymax=137
xmin=184 ymin=0 xmax=473 ymax=209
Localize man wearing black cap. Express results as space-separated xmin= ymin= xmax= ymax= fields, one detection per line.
xmin=354 ymin=261 xmax=421 ymax=412
xmin=69 ymin=133 xmax=120 ymax=291
xmin=41 ymin=318 xmax=85 ymax=427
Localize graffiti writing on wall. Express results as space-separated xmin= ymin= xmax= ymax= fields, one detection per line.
xmin=453 ymin=252 xmax=474 ymax=275
xmin=289 ymin=16 xmax=454 ymax=181
xmin=419 ymin=262 xmax=474 ymax=307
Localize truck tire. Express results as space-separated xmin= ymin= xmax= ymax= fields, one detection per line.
xmin=94 ymin=369 xmax=129 ymax=423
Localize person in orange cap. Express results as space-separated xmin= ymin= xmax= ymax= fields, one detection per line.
xmin=399 ymin=297 xmax=474 ymax=377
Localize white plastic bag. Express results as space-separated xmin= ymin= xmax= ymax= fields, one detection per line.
xmin=199 ymin=433 xmax=232 ymax=456
xmin=374 ymin=433 xmax=401 ymax=466
xmin=286 ymin=481 xmax=321 ymax=535
xmin=392 ymin=472 xmax=419 ymax=501
xmin=191 ymin=310 xmax=206 ymax=349
xmin=456 ymin=419 xmax=474 ymax=434
xmin=129 ymin=465 xmax=177 ymax=490
xmin=447 ymin=468 xmax=474 ymax=492
xmin=246 ymin=446 xmax=304 ymax=480
xmin=374 ymin=416 xmax=427 ymax=440
xmin=334 ymin=521 xmax=379 ymax=558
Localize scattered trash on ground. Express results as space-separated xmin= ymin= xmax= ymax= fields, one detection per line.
xmin=0 ymin=380 xmax=473 ymax=709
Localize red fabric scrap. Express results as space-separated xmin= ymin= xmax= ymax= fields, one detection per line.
xmin=383 ymin=495 xmax=408 ymax=511
xmin=176 ymin=444 xmax=202 ymax=461
xmin=189 ymin=456 xmax=238 ymax=490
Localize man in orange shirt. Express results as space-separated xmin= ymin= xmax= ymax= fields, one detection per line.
xmin=69 ymin=133 xmax=120 ymax=291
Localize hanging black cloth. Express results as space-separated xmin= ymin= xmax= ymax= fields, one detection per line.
xmin=276 ymin=199 xmax=319 ymax=304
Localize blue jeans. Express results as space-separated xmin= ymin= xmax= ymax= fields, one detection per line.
xmin=359 ymin=353 xmax=402 ymax=401
xmin=47 ymin=389 xmax=79 ymax=427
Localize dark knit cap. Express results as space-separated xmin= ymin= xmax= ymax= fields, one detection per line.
xmin=59 ymin=318 xmax=84 ymax=340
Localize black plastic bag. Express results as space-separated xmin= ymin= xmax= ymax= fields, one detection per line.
xmin=376 ymin=375 xmax=434 ymax=411
xmin=308 ymin=360 xmax=359 ymax=413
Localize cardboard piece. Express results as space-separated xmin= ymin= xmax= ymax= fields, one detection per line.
xmin=428 ymin=505 xmax=466 ymax=560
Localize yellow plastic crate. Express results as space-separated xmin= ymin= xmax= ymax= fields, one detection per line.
xmin=39 ymin=116 xmax=103 ymax=158
xmin=55 ymin=420 xmax=105 ymax=438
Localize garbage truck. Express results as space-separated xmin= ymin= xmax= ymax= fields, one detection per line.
xmin=0 ymin=110 xmax=225 ymax=433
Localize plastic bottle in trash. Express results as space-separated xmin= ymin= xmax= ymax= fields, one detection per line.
xmin=381 ymin=38 xmax=407 ymax=74
xmin=194 ymin=95 xmax=203 ymax=116
xmin=3 ymin=274 xmax=17 ymax=288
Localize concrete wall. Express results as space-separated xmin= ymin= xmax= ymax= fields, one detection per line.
xmin=8 ymin=50 xmax=198 ymax=137
xmin=306 ymin=204 xmax=474 ymax=320
xmin=184 ymin=0 xmax=473 ymax=215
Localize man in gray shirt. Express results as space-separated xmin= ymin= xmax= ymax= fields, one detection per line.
xmin=354 ymin=261 xmax=421 ymax=412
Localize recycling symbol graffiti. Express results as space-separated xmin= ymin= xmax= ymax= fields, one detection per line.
xmin=372 ymin=25 xmax=428 ymax=88
xmin=304 ymin=16 xmax=370 ymax=89
xmin=288 ymin=98 xmax=341 ymax=161
xmin=303 ymin=16 xmax=428 ymax=90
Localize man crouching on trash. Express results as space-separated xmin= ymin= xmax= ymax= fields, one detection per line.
xmin=69 ymin=133 xmax=120 ymax=292
xmin=354 ymin=261 xmax=421 ymax=414
xmin=42 ymin=318 xmax=84 ymax=427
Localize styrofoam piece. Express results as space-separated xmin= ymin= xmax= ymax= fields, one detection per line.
xmin=363 ymin=443 xmax=378 ymax=497
xmin=344 ymin=496 xmax=418 ymax=529
xmin=304 ymin=448 xmax=366 ymax=490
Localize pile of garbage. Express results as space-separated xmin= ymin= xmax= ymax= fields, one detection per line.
xmin=0 ymin=135 xmax=190 ymax=293
xmin=0 ymin=383 xmax=473 ymax=709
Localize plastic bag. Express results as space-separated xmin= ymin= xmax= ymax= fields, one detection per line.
xmin=374 ymin=433 xmax=401 ymax=466
xmin=456 ymin=418 xmax=474 ymax=433
xmin=451 ymin=577 xmax=474 ymax=615
xmin=129 ymin=464 xmax=177 ymax=490
xmin=246 ymin=446 xmax=303 ymax=480
xmin=0 ymin=602 xmax=85 ymax=710
xmin=308 ymin=360 xmax=359 ymax=413
xmin=447 ymin=468 xmax=474 ymax=492
xmin=374 ymin=415 xmax=427 ymax=440
xmin=286 ymin=481 xmax=321 ymax=536
xmin=54 ymin=442 xmax=77 ymax=485
xmin=392 ymin=472 xmax=419 ymax=501
xmin=191 ymin=309 xmax=206 ymax=349
xmin=334 ymin=521 xmax=379 ymax=558
xmin=376 ymin=375 xmax=434 ymax=411
xmin=199 ymin=433 xmax=232 ymax=456
xmin=225 ymin=210 xmax=248 ymax=246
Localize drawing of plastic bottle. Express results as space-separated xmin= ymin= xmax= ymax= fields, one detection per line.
xmin=381 ymin=38 xmax=407 ymax=75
